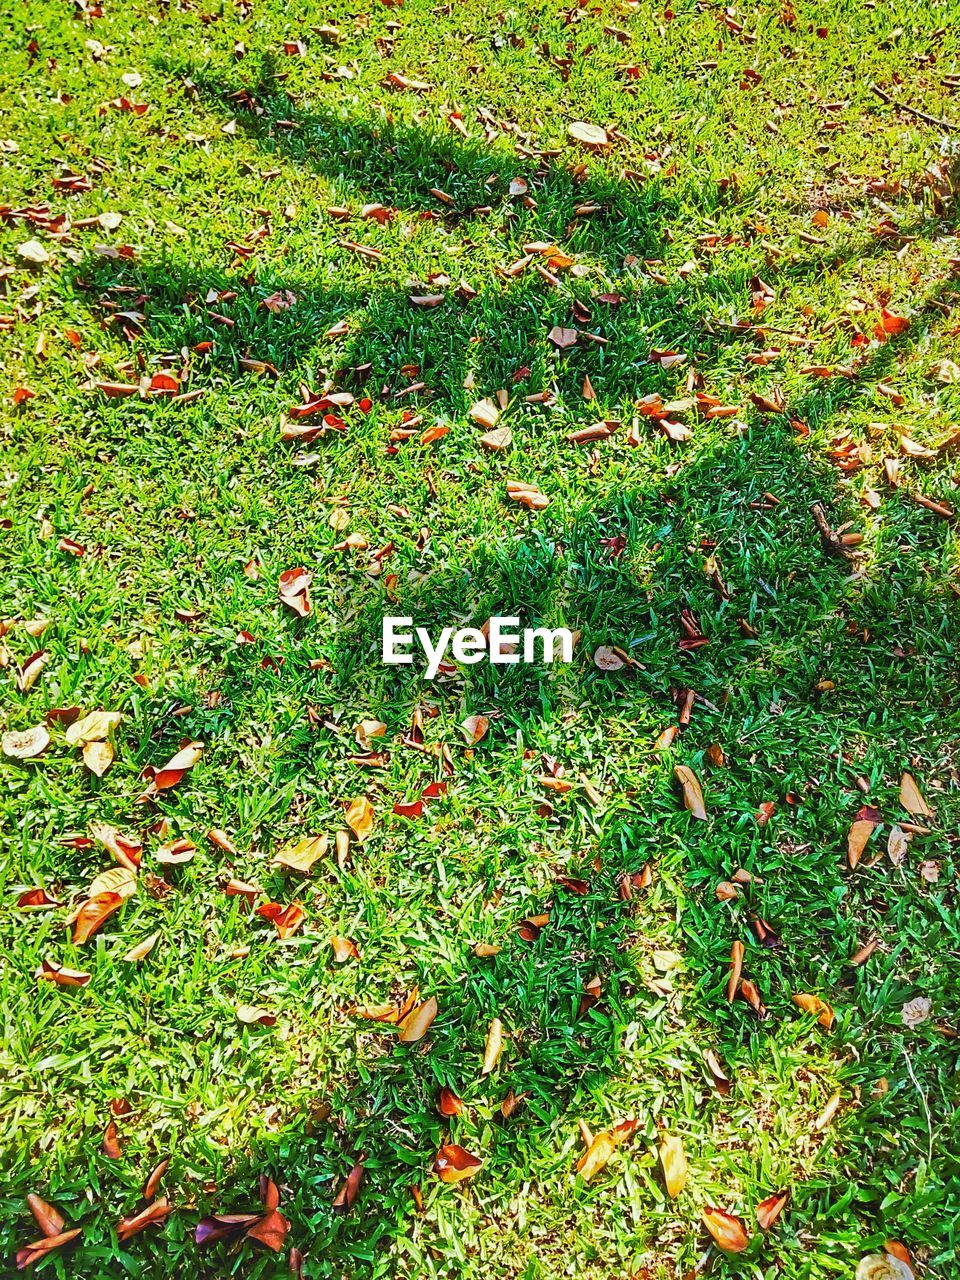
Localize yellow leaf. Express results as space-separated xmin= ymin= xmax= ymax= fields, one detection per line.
xmin=123 ymin=931 xmax=160 ymax=962
xmin=83 ymin=738 xmax=114 ymax=776
xmin=659 ymin=1134 xmax=687 ymax=1198
xmin=272 ymin=835 xmax=327 ymax=874
xmin=88 ymin=866 xmax=137 ymax=900
xmin=345 ymin=795 xmax=375 ymax=841
xmin=481 ymin=1017 xmax=503 ymax=1075
xmin=65 ymin=709 xmax=122 ymax=746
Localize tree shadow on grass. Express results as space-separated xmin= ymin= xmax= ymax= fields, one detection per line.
xmin=41 ymin=69 xmax=960 ymax=1280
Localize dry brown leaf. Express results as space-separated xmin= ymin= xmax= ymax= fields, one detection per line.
xmin=726 ymin=940 xmax=744 ymax=1003
xmin=480 ymin=427 xmax=512 ymax=451
xmin=438 ymin=1085 xmax=464 ymax=1117
xmin=899 ymin=772 xmax=933 ymax=817
xmin=568 ymin=121 xmax=608 ymax=149
xmin=674 ymin=765 xmax=707 ymax=819
xmin=397 ymin=994 xmax=438 ymax=1043
xmin=15 ymin=1228 xmax=83 ymax=1270
xmin=26 ymin=1195 xmax=65 ymax=1238
xmin=71 ymin=892 xmax=123 ymax=944
xmin=332 ymin=1160 xmax=365 ymax=1215
xmin=506 ymin=479 xmax=550 ymax=510
xmin=469 ymin=398 xmax=499 ymax=428
xmin=117 ymin=1196 xmax=173 ymax=1242
xmin=330 ymin=936 xmax=360 ymax=963
xmin=237 ymin=1004 xmax=277 ymax=1026
xmin=576 ymin=1118 xmax=637 ymax=1181
xmin=461 ymin=714 xmax=490 ymax=744
xmin=82 ymin=739 xmax=114 ymax=776
xmin=3 ymin=723 xmax=50 ymax=759
xmin=35 ymin=958 xmax=91 ymax=987
xmin=123 ymin=931 xmax=160 ymax=963
xmin=278 ymin=567 xmax=312 ymax=617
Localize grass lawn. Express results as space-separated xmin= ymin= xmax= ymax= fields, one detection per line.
xmin=2 ymin=0 xmax=960 ymax=1275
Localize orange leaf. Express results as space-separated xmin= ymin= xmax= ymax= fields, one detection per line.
xmin=397 ymin=995 xmax=438 ymax=1043
xmin=702 ymin=1206 xmax=750 ymax=1252
xmin=433 ymin=1144 xmax=482 ymax=1183
xmin=71 ymin=892 xmax=123 ymax=944
xmin=756 ymin=1189 xmax=789 ymax=1230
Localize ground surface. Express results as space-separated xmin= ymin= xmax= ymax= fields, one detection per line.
xmin=1 ymin=0 xmax=959 ymax=1276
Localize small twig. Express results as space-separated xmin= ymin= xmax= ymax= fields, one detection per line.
xmin=870 ymin=82 xmax=955 ymax=131
xmin=811 ymin=500 xmax=857 ymax=560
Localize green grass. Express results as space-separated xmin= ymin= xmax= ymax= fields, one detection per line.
xmin=1 ymin=0 xmax=959 ymax=1276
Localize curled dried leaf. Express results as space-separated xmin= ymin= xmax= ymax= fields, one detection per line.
xmin=481 ymin=1017 xmax=504 ymax=1075
xmin=702 ymin=1206 xmax=750 ymax=1252
xmin=756 ymin=1189 xmax=789 ymax=1230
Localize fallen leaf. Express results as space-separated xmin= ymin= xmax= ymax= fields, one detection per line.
xmin=65 ymin=710 xmax=122 ymax=746
xmin=345 ymin=795 xmax=375 ymax=841
xmin=702 ymin=1206 xmax=750 ymax=1252
xmin=899 ymin=772 xmax=932 ymax=817
xmin=438 ymin=1086 xmax=463 ymax=1117
xmin=278 ymin=567 xmax=313 ymax=617
xmin=506 ymin=479 xmax=550 ymax=510
xmin=659 ymin=1134 xmax=687 ymax=1198
xmin=397 ymin=994 xmax=438 ymax=1043
xmin=481 ymin=1017 xmax=504 ymax=1075
xmin=26 ymin=1195 xmax=65 ymax=1238
xmin=3 ymin=724 xmax=50 ymax=759
xmin=237 ymin=1004 xmax=277 ymax=1026
xmin=726 ymin=940 xmax=744 ymax=1003
xmin=756 ymin=1189 xmax=789 ymax=1230
xmin=15 ymin=1228 xmax=83 ymax=1270
xmin=119 ymin=927 xmax=160 ymax=965
xmin=102 ymin=1120 xmax=122 ymax=1158
xmin=576 ymin=1118 xmax=637 ymax=1181
xmin=332 ymin=1160 xmax=365 ymax=1215
xmin=71 ymin=892 xmax=123 ymax=943
xmin=35 ymin=958 xmax=91 ymax=987
xmin=83 ymin=739 xmax=114 ymax=776
xmin=855 ymin=1256 xmax=914 ymax=1280
xmin=330 ymin=936 xmax=360 ymax=963
xmin=116 ymin=1196 xmax=173 ymax=1242
xmin=901 ymin=995 xmax=932 ymax=1027
xmin=469 ymin=398 xmax=499 ymax=428
xmin=568 ymin=121 xmax=608 ymax=149
xmin=143 ymin=1159 xmax=170 ymax=1201
xmin=272 ymin=835 xmax=327 ymax=873
xmin=792 ymin=992 xmax=835 ymax=1028
xmin=674 ymin=765 xmax=707 ymax=819
xmin=433 ymin=1144 xmax=482 ymax=1183
xmin=847 ymin=806 xmax=881 ymax=869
